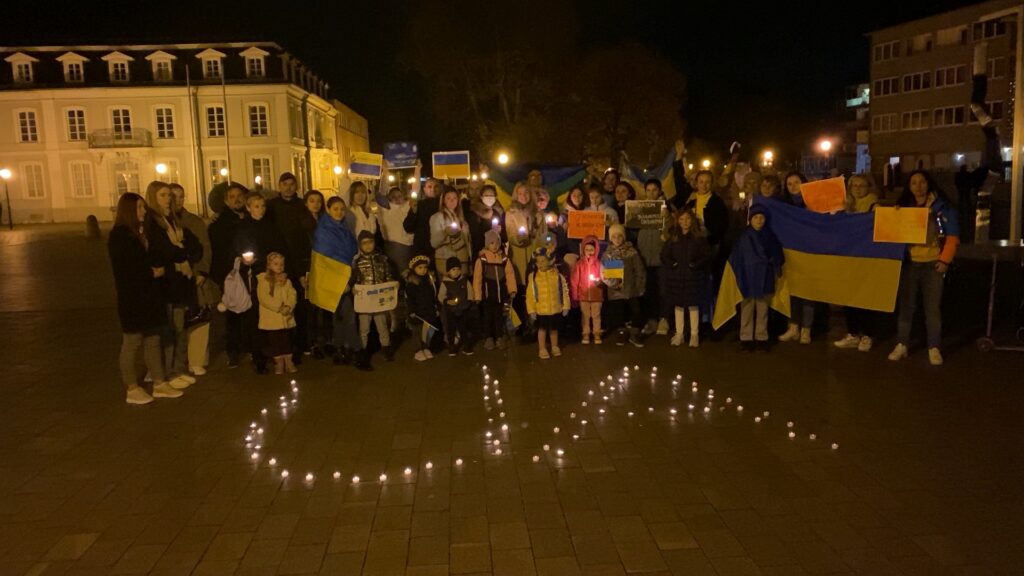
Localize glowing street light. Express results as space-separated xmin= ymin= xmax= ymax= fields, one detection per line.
xmin=480 ymin=171 xmax=489 ymax=180
xmin=387 ymin=174 xmax=395 ymax=183
xmin=0 ymin=169 xmax=11 ymax=180
xmin=333 ymin=165 xmax=343 ymax=175
xmin=818 ymin=139 xmax=833 ymax=153
xmin=701 ymin=159 xmax=711 ymax=169
xmin=155 ymin=163 xmax=168 ymax=175
xmin=219 ymin=167 xmax=229 ymax=177
xmin=761 ymin=150 xmax=774 ymax=168
xmin=497 ymin=152 xmax=510 ymax=165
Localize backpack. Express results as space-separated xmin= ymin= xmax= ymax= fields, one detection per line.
xmin=221 ymin=257 xmax=252 ymax=313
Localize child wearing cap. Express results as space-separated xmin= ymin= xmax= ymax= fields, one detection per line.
xmin=353 ymin=230 xmax=395 ymax=367
xmin=473 ymin=229 xmax=517 ymax=350
xmin=526 ymin=247 xmax=571 ymax=359
xmin=403 ymin=255 xmax=439 ymax=361
xmin=438 ymin=256 xmax=476 ymax=356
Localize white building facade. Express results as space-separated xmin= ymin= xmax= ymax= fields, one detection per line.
xmin=0 ymin=42 xmax=369 ymax=223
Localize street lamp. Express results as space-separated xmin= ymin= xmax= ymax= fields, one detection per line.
xmin=818 ymin=139 xmax=833 ymax=153
xmin=761 ymin=150 xmax=774 ymax=168
xmin=701 ymin=159 xmax=711 ymax=169
xmin=0 ymin=168 xmax=12 ymax=230
xmin=387 ymin=174 xmax=395 ymax=183
xmin=333 ymin=165 xmax=343 ymax=175
xmin=497 ymin=152 xmax=510 ymax=166
xmin=219 ymin=167 xmax=229 ymax=177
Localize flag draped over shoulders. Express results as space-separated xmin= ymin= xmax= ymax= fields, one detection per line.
xmin=309 ymin=214 xmax=357 ymax=313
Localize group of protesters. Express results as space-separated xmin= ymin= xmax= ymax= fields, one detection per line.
xmin=108 ymin=135 xmax=965 ymax=403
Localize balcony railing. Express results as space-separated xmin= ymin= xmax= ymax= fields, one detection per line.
xmin=88 ymin=128 xmax=152 ymax=148
xmin=314 ymin=137 xmax=334 ymax=150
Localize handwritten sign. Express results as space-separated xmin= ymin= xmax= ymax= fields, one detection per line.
xmin=873 ymin=207 xmax=928 ymax=244
xmin=624 ymin=200 xmax=666 ymax=229
xmin=800 ymin=177 xmax=847 ymax=214
xmin=352 ymin=281 xmax=399 ymax=314
xmin=568 ymin=210 xmax=607 ymax=240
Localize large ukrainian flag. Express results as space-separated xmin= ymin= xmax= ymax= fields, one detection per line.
xmin=308 ymin=215 xmax=358 ymax=314
xmin=713 ymin=197 xmax=904 ymax=329
xmin=486 ymin=165 xmax=588 ymax=208
xmin=623 ymin=149 xmax=678 ymax=201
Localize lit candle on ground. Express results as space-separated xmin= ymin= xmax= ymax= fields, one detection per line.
xmin=581 ymin=420 xmax=588 ymax=425
xmin=670 ymin=408 xmax=678 ymax=415
xmin=425 ymin=462 xmax=434 ymax=470
xmin=788 ymin=432 xmax=796 ymax=439
xmin=703 ymin=407 xmax=711 ymax=414
xmin=763 ymin=411 xmax=770 ymax=417
xmin=809 ymin=434 xmax=817 ymax=440
xmin=352 ymin=475 xmax=360 ymax=484
xmin=598 ymin=409 xmax=606 ymax=414
xmin=787 ymin=421 xmax=794 ymax=428
xmin=257 ymin=428 xmax=264 ymax=435
xmin=261 ymin=409 xmax=268 ymax=415
xmin=573 ymin=434 xmax=579 ymax=440
xmin=543 ymin=444 xmax=550 ymax=451
xmin=648 ymin=407 xmax=654 ymax=412
xmin=582 ymin=402 xmax=588 ymax=407
xmin=532 ymin=455 xmax=540 ymax=462
xmin=379 ymin=474 xmax=388 ymax=482
xmin=556 ymin=449 xmax=565 ymax=457
xmin=493 ymin=440 xmax=501 ymax=446
xmin=499 ymin=412 xmax=506 ymax=418
xmin=404 ymin=468 xmax=413 ymax=476
xmin=570 ymin=412 xmax=576 ymax=419
xmin=306 ymin=473 xmax=314 ymax=482
xmin=251 ymin=453 xmax=259 ymax=460
xmin=627 ymin=412 xmax=634 ymax=417
xmin=553 ymin=427 xmax=560 ymax=433
xmin=737 ymin=406 xmax=744 ymax=412
xmin=831 ymin=443 xmax=839 ymax=450
xmin=281 ymin=470 xmax=289 ymax=478
xmin=501 ymin=424 xmax=509 ymax=432
xmin=754 ymin=417 xmax=762 ymax=423
xmin=455 ymin=458 xmax=463 ymax=466
xmin=269 ymin=458 xmax=277 ymax=466
xmin=250 ymin=422 xmax=257 ymax=429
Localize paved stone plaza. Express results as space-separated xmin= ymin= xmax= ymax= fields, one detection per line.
xmin=1 ymin=226 xmax=1022 ymax=575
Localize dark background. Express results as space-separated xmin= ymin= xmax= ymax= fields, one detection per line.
xmin=6 ymin=0 xmax=977 ymax=160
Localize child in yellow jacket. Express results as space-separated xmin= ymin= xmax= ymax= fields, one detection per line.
xmin=526 ymin=247 xmax=570 ymax=359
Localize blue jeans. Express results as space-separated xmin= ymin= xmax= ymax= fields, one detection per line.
xmin=332 ymin=292 xmax=362 ymax=351
xmin=790 ymin=297 xmax=815 ymax=329
xmin=897 ymin=262 xmax=944 ymax=348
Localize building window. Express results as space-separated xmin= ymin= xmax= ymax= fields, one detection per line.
xmin=873 ymin=77 xmax=899 ymax=97
xmin=155 ymin=107 xmax=175 ymax=139
xmin=111 ymin=108 xmax=132 ymax=140
xmin=935 ymin=66 xmax=966 ymax=88
xmin=206 ymin=106 xmax=225 ymax=137
xmin=901 ymin=110 xmax=929 ymax=131
xmin=252 ymin=157 xmax=272 ymax=187
xmin=66 ymin=109 xmax=87 ymax=141
xmin=872 ymin=41 xmax=900 ymax=62
xmin=114 ymin=157 xmax=140 ymax=195
xmin=15 ymin=62 xmax=34 ymax=83
xmin=974 ymin=19 xmax=1007 ymax=41
xmin=209 ymin=159 xmax=229 ymax=186
xmin=69 ymin=162 xmax=94 ymax=198
xmin=934 ymin=106 xmax=966 ymax=128
xmin=988 ymin=101 xmax=1005 ymax=121
xmin=902 ymin=72 xmax=931 ymax=93
xmin=17 ymin=111 xmax=39 ymax=143
xmin=21 ymin=163 xmax=45 ymax=199
xmin=154 ymin=61 xmax=173 ymax=81
xmin=247 ymin=57 xmax=265 ymax=78
xmin=110 ymin=61 xmax=129 ymax=82
xmin=988 ymin=57 xmax=1007 ymax=79
xmin=65 ymin=62 xmax=84 ymax=82
xmin=289 ymin=102 xmax=304 ymax=139
xmin=203 ymin=58 xmax=222 ymax=79
xmin=872 ymin=113 xmax=898 ymax=134
xmin=248 ymin=104 xmax=269 ymax=136
xmin=936 ymin=26 xmax=968 ymax=46
xmin=160 ymin=160 xmax=181 ymax=184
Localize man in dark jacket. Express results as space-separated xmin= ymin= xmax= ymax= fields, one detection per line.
xmin=267 ymin=172 xmax=311 ymax=358
xmin=208 ymin=183 xmax=250 ymax=368
xmin=403 ymin=177 xmax=442 ymax=257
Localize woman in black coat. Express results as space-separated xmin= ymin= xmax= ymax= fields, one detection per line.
xmin=660 ymin=209 xmax=712 ymax=347
xmin=108 ymin=193 xmax=182 ymax=404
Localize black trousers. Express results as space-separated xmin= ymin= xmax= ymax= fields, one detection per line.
xmin=481 ymin=300 xmax=505 ymax=340
xmin=445 ymin=309 xmax=473 ymax=349
xmin=844 ymin=306 xmax=875 ymax=338
xmin=605 ymin=298 xmax=643 ymax=332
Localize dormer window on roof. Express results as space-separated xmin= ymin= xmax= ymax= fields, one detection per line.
xmin=196 ymin=48 xmax=226 ymax=80
xmin=145 ymin=50 xmax=177 ymax=81
xmin=240 ymin=46 xmax=269 ymax=78
xmin=5 ymin=52 xmax=39 ymax=84
xmin=102 ymin=51 xmax=134 ymax=83
xmin=56 ymin=52 xmax=89 ymax=83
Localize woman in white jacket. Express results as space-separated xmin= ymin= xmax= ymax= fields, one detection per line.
xmin=429 ymin=186 xmax=471 ymax=277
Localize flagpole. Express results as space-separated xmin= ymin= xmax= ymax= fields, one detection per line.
xmin=221 ymin=67 xmax=232 ymax=181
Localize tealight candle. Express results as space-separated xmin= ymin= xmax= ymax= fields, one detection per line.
xmin=607 ymin=376 xmax=613 ymax=381
xmin=581 ymin=420 xmax=588 ymax=425
xmin=501 ymin=424 xmax=509 ymax=432
xmin=598 ymin=409 xmax=605 ymax=414
xmin=787 ymin=421 xmax=794 ymax=428
xmin=379 ymin=474 xmax=388 ymax=482
xmin=281 ymin=470 xmax=290 ymax=478
xmin=254 ymin=444 xmax=262 ymax=451
xmin=455 ymin=458 xmax=463 ymax=466
xmin=492 ymin=217 xmax=499 ymax=226
xmin=291 ymin=400 xmax=297 ymax=405
xmin=404 ymin=467 xmax=413 ymax=476
xmin=736 ymin=406 xmax=744 ymax=412
xmin=754 ymin=417 xmax=762 ymax=423
xmin=627 ymin=411 xmax=634 ymax=417
xmin=581 ymin=402 xmax=588 ymax=407
xmin=482 ymin=365 xmax=488 ymax=371
xmin=499 ymin=412 xmax=506 ymax=418
xmin=634 ymin=365 xmax=639 ymax=370
xmin=648 ymin=407 xmax=654 ymax=412
xmin=532 ymin=455 xmax=540 ymax=462
xmin=703 ymin=407 xmax=711 ymax=414
xmin=572 ymin=434 xmax=579 ymax=440
xmin=688 ymin=404 xmax=695 ymax=410
xmin=251 ymin=452 xmax=259 ymax=460
xmin=493 ymin=440 xmax=500 ymax=446
xmin=269 ymin=458 xmax=277 ymax=466
xmin=763 ymin=411 xmax=770 ymax=417
xmin=603 ymin=396 xmax=609 ymax=401
xmin=497 ymin=399 xmax=503 ymax=405
xmin=809 ymin=434 xmax=817 ymax=440
xmin=669 ymin=408 xmax=678 ymax=415
xmin=588 ymin=390 xmax=594 ymax=396
xmin=245 ymin=435 xmax=253 ymax=442
xmin=250 ymin=422 xmax=257 ymax=429
xmin=553 ymin=427 xmax=560 ymax=433
xmin=570 ymin=412 xmax=576 ymax=419
xmin=333 ymin=471 xmax=341 ymax=479
xmin=831 ymin=443 xmax=839 ymax=450
xmin=543 ymin=444 xmax=550 ymax=451
xmin=257 ymin=428 xmax=264 ymax=435
xmin=352 ymin=475 xmax=360 ymax=484
xmin=788 ymin=432 xmax=796 ymax=439
xmin=556 ymin=449 xmax=565 ymax=457
xmin=261 ymin=409 xmax=268 ymax=415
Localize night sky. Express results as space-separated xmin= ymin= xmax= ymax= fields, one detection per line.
xmin=8 ymin=0 xmax=978 ymax=162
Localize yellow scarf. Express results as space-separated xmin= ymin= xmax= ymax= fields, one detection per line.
xmin=852 ymin=193 xmax=878 ymax=214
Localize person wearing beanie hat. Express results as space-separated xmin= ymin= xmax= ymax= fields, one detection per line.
xmin=473 ymin=229 xmax=517 ymax=350
xmin=438 ymin=255 xmax=475 ymax=356
xmin=352 ymin=229 xmax=395 ymax=368
xmin=403 ymin=255 xmax=440 ymax=361
xmin=602 ymin=223 xmax=647 ymax=347
xmin=728 ymin=202 xmax=784 ymax=351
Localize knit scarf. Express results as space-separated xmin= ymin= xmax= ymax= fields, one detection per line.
xmin=852 ymin=193 xmax=879 ymax=214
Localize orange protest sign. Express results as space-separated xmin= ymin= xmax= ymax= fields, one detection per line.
xmin=568 ymin=211 xmax=607 ymax=240
xmin=873 ymin=207 xmax=928 ymax=244
xmin=800 ymin=177 xmax=847 ymax=213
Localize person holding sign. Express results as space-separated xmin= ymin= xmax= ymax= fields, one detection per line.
xmin=602 ymin=224 xmax=646 ymax=347
xmin=585 ymin=184 xmax=618 ymax=229
xmin=353 ymin=230 xmax=396 ymax=368
xmin=834 ymin=174 xmax=880 ymax=352
xmin=888 ymin=170 xmax=960 ymax=366
xmin=635 ymin=178 xmax=671 ymax=336
xmin=429 ymin=186 xmax=472 ymax=278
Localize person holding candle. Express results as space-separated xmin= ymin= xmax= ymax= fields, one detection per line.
xmin=466 ymin=184 xmax=506 ymax=256
xmin=506 ymin=182 xmax=541 ymax=335
xmin=352 ymin=230 xmax=396 ymax=367
xmin=257 ymin=252 xmax=298 ymax=374
xmin=570 ymin=235 xmax=605 ymax=344
xmin=438 ymin=257 xmax=476 ymax=356
xmin=660 ymin=209 xmax=712 ymax=347
xmin=403 ymin=255 xmax=440 ymax=361
xmin=602 ymin=224 xmax=647 ymax=347
xmin=209 ymin=183 xmax=251 ymax=368
xmin=473 ymin=229 xmax=517 ymax=350
xmin=429 ymin=186 xmax=472 ymax=278
xmin=526 ymin=247 xmax=571 ymax=358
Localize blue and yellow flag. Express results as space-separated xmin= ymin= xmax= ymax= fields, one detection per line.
xmin=309 ymin=215 xmax=357 ymax=313
xmin=432 ymin=151 xmax=471 ymax=180
xmin=601 ymin=259 xmax=624 ymax=280
xmin=350 ymin=152 xmax=383 ymax=179
xmin=486 ymin=165 xmax=588 ymax=208
xmin=714 ymin=197 xmax=905 ymax=329
xmin=623 ymin=149 xmax=678 ymax=201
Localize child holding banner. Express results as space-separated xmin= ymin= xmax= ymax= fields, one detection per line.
xmin=602 ymin=224 xmax=646 ymax=347
xmin=889 ymin=170 xmax=960 ymax=366
xmin=402 ymin=255 xmax=440 ymax=362
xmin=353 ymin=230 xmax=395 ymax=366
xmin=834 ymin=174 xmax=880 ymax=352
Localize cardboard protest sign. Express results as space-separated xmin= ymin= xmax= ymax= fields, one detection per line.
xmin=602 ymin=259 xmax=624 ymax=280
xmin=352 ymin=281 xmax=399 ymax=313
xmin=350 ymin=152 xmax=383 ymax=179
xmin=432 ymin=151 xmax=471 ymax=180
xmin=568 ymin=211 xmax=607 ymax=240
xmin=624 ymin=200 xmax=666 ymax=229
xmin=800 ymin=177 xmax=847 ymax=213
xmin=384 ymin=142 xmax=419 ymax=169
xmin=873 ymin=207 xmax=928 ymax=244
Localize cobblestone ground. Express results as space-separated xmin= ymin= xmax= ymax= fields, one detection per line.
xmin=0 ymin=225 xmax=1021 ymax=576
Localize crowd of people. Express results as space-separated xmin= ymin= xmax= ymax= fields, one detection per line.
xmin=108 ymin=139 xmax=964 ymax=404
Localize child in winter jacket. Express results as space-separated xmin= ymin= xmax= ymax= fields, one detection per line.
xmin=472 ymin=229 xmax=517 ymax=350
xmin=257 ymin=252 xmax=298 ymax=374
xmin=527 ymin=247 xmax=571 ymax=359
xmin=570 ymin=235 xmax=604 ymax=344
xmin=352 ymin=230 xmax=395 ymax=366
xmin=660 ymin=209 xmax=712 ymax=347
xmin=438 ymin=257 xmax=476 ymax=356
xmin=730 ymin=204 xmax=785 ymax=351
xmin=402 ymin=255 xmax=440 ymax=361
xmin=602 ymin=224 xmax=647 ymax=347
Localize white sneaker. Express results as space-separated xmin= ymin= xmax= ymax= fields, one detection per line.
xmin=126 ymin=387 xmax=154 ymax=405
xmin=656 ymin=318 xmax=670 ymax=336
xmin=833 ymin=334 xmax=860 ymax=349
xmin=190 ymin=366 xmax=207 ymax=376
xmin=689 ymin=334 xmax=699 ymax=348
xmin=414 ymin=351 xmax=427 ymax=362
xmin=152 ymin=382 xmax=183 ymax=398
xmin=799 ymin=328 xmax=811 ymax=345
xmin=888 ymin=343 xmax=908 ymax=361
xmin=423 ymin=349 xmax=434 ymax=360
xmin=670 ymin=333 xmax=684 ymax=347
xmin=779 ymin=324 xmax=799 ymax=342
xmin=857 ymin=336 xmax=873 ymax=352
xmin=928 ymin=347 xmax=944 ymax=366
xmin=168 ymin=376 xmax=193 ymax=390
xmin=176 ymin=373 xmax=197 ymax=385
